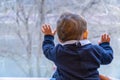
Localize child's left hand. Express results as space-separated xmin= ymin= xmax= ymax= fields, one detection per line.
xmin=41 ymin=24 xmax=56 ymax=36
xmin=99 ymin=34 xmax=110 ymax=44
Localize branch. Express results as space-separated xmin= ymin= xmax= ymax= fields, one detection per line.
xmin=15 ymin=12 xmax=26 ymax=46
xmin=101 ymin=0 xmax=109 ymax=15
xmin=26 ymin=5 xmax=34 ymax=22
xmin=81 ymin=0 xmax=100 ymax=15
xmin=16 ymin=1 xmax=29 ymax=25
xmin=15 ymin=30 xmax=26 ymax=47
xmin=35 ymin=0 xmax=45 ymax=27
xmin=15 ymin=1 xmax=33 ymax=53
xmin=16 ymin=4 xmax=26 ymax=24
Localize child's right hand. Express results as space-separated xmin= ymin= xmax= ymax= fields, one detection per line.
xmin=41 ymin=24 xmax=56 ymax=36
xmin=99 ymin=34 xmax=110 ymax=44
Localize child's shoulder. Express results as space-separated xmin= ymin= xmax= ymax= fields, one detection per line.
xmin=89 ymin=44 xmax=102 ymax=50
xmin=90 ymin=43 xmax=110 ymax=52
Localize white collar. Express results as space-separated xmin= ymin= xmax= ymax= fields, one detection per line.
xmin=61 ymin=40 xmax=91 ymax=46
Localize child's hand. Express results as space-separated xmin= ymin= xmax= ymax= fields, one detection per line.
xmin=41 ymin=24 xmax=56 ymax=36
xmin=99 ymin=34 xmax=110 ymax=44
xmin=99 ymin=74 xmax=111 ymax=80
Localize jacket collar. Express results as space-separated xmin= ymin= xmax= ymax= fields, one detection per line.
xmin=61 ymin=39 xmax=91 ymax=46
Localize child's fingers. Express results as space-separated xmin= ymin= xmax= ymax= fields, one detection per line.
xmin=42 ymin=24 xmax=49 ymax=31
xmin=41 ymin=24 xmax=48 ymax=33
xmin=101 ymin=34 xmax=106 ymax=42
xmin=42 ymin=24 xmax=46 ymax=29
xmin=41 ymin=27 xmax=45 ymax=33
xmin=41 ymin=24 xmax=56 ymax=36
xmin=53 ymin=30 xmax=57 ymax=35
xmin=47 ymin=24 xmax=51 ymax=29
xmin=101 ymin=34 xmax=105 ymax=41
xmin=107 ymin=35 xmax=110 ymax=42
xmin=44 ymin=24 xmax=51 ymax=31
xmin=101 ymin=33 xmax=110 ymax=42
xmin=102 ymin=34 xmax=107 ymax=39
xmin=44 ymin=24 xmax=48 ymax=30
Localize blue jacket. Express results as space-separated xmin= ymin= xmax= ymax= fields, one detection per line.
xmin=42 ymin=35 xmax=113 ymax=80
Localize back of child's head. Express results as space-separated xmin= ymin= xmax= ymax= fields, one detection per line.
xmin=57 ymin=12 xmax=87 ymax=42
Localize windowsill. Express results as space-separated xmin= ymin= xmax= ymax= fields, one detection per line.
xmin=0 ymin=78 xmax=51 ymax=80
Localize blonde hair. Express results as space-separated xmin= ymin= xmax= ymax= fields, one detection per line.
xmin=57 ymin=12 xmax=87 ymax=42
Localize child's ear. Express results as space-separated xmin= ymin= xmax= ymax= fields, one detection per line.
xmin=83 ymin=30 xmax=88 ymax=39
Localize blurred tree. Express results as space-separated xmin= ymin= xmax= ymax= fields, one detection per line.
xmin=14 ymin=0 xmax=46 ymax=77
xmin=0 ymin=0 xmax=47 ymax=77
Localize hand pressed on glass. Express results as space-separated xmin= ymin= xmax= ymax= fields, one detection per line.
xmin=41 ymin=24 xmax=56 ymax=36
xmin=99 ymin=34 xmax=110 ymax=44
